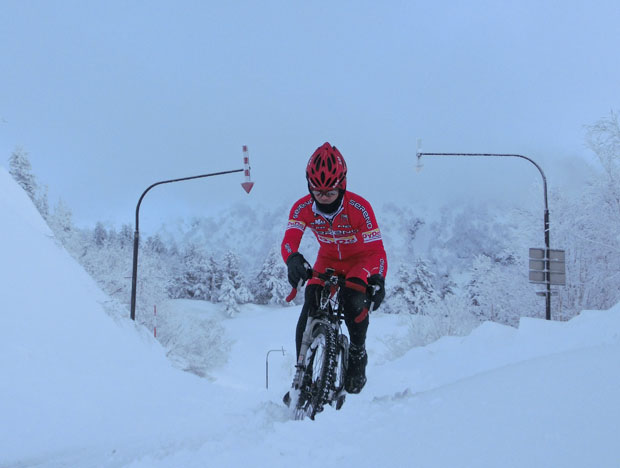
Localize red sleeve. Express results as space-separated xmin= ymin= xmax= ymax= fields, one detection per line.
xmin=281 ymin=196 xmax=312 ymax=263
xmin=349 ymin=194 xmax=388 ymax=278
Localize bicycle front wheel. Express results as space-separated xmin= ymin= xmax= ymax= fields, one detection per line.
xmin=295 ymin=322 xmax=337 ymax=420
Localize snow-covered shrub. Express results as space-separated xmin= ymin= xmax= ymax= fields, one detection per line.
xmin=380 ymin=292 xmax=480 ymax=360
xmin=155 ymin=301 xmax=232 ymax=377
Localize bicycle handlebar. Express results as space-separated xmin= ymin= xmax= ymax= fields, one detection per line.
xmin=285 ymin=268 xmax=372 ymax=303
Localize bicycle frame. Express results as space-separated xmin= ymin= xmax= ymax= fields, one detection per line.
xmin=296 ymin=270 xmax=344 ymax=365
xmin=286 ymin=268 xmax=369 ymax=418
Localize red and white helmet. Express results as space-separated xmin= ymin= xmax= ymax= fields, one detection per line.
xmin=306 ymin=142 xmax=347 ymax=191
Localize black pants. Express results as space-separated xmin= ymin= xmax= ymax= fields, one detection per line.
xmin=295 ymin=278 xmax=369 ymax=358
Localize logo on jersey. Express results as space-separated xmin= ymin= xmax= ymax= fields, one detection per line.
xmin=349 ymin=200 xmax=373 ymax=229
xmin=362 ymin=228 xmax=382 ymax=243
xmin=331 ymin=229 xmax=356 ymax=236
xmin=292 ymin=199 xmax=313 ymax=219
xmin=287 ymin=219 xmax=306 ymax=231
xmin=317 ymin=234 xmax=357 ymax=245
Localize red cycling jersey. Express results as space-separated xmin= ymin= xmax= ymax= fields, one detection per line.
xmin=281 ymin=191 xmax=388 ymax=284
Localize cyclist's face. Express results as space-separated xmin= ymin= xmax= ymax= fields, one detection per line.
xmin=311 ymin=189 xmax=339 ymax=203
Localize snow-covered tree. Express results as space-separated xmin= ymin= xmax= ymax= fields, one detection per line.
xmin=93 ymin=222 xmax=107 ymax=247
xmin=586 ymin=110 xmax=620 ymax=195
xmin=252 ymin=246 xmax=290 ymax=305
xmin=404 ymin=217 xmax=425 ymax=256
xmin=384 ymin=258 xmax=437 ymax=315
xmin=8 ymin=146 xmax=37 ymax=200
xmin=218 ymin=275 xmax=239 ymax=317
xmin=8 ymin=146 xmax=48 ymax=218
xmin=170 ymin=244 xmax=214 ymax=300
xmin=217 ymin=250 xmax=252 ymax=316
xmin=47 ymin=199 xmax=75 ymax=244
xmin=207 ymin=254 xmax=222 ymax=301
xmin=118 ymin=224 xmax=134 ymax=248
xmin=436 ymin=272 xmax=457 ymax=299
xmin=35 ymin=184 xmax=49 ymax=220
xmin=467 ymin=249 xmax=539 ymax=326
xmin=145 ymin=234 xmax=167 ymax=256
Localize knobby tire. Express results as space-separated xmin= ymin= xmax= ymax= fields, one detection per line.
xmin=295 ymin=323 xmax=337 ymax=420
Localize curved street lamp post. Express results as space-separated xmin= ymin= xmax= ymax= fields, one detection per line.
xmin=130 ymin=147 xmax=254 ymax=321
xmin=416 ymin=145 xmax=563 ymax=320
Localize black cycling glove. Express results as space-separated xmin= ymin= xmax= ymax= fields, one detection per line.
xmin=286 ymin=252 xmax=310 ymax=288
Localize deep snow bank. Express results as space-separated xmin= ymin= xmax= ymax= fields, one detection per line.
xmin=0 ymin=168 xmax=219 ymax=464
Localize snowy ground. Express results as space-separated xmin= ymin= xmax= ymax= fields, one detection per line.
xmin=2 ymin=166 xmax=620 ymax=468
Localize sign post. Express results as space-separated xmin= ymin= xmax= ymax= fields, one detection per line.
xmin=529 ymin=248 xmax=566 ymax=319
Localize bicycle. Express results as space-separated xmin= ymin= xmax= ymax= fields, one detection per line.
xmin=284 ymin=267 xmax=374 ymax=420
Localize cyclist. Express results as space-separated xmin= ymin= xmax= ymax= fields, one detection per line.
xmin=281 ymin=142 xmax=387 ymax=395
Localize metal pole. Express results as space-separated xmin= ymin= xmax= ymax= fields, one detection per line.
xmin=266 ymin=347 xmax=285 ymax=389
xmin=544 ymin=209 xmax=551 ymax=320
xmin=130 ymin=169 xmax=244 ymax=321
xmin=416 ymin=151 xmax=552 ymax=320
xmin=130 ymin=228 xmax=139 ymax=320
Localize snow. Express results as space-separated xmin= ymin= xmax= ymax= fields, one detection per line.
xmin=1 ymin=165 xmax=620 ymax=467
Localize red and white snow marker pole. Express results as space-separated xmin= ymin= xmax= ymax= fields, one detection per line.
xmin=241 ymin=145 xmax=254 ymax=194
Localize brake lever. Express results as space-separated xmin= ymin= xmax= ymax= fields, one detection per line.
xmin=368 ymin=284 xmax=381 ymax=311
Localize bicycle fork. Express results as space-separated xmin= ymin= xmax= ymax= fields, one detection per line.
xmin=330 ymin=332 xmax=349 ymax=408
xmin=293 ymin=316 xmax=323 ymax=387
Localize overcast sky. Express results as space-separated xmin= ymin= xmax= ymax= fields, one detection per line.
xmin=1 ymin=1 xmax=619 ymax=232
